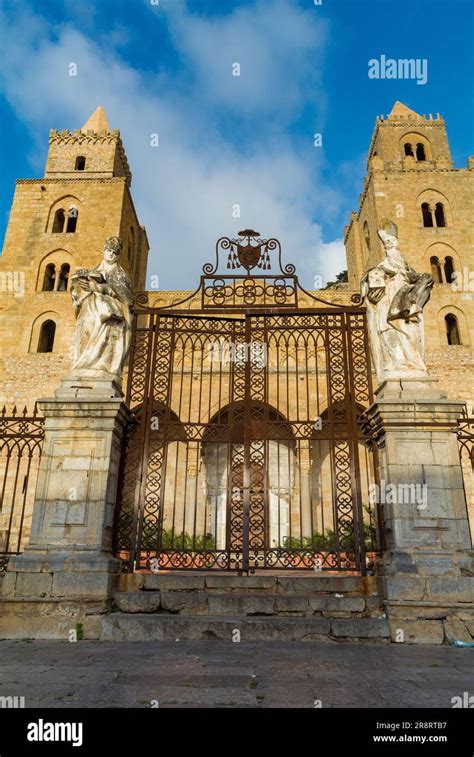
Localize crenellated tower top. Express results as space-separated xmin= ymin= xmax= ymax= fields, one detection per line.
xmin=45 ymin=106 xmax=132 ymax=186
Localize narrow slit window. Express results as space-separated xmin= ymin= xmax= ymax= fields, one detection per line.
xmin=52 ymin=209 xmax=65 ymax=233
xmin=42 ymin=263 xmax=56 ymax=291
xmin=421 ymin=203 xmax=433 ymax=227
xmin=57 ymin=263 xmax=70 ymax=291
xmin=435 ymin=203 xmax=446 ymax=227
xmin=66 ymin=208 xmax=78 ymax=233
xmin=416 ymin=143 xmax=426 ymax=161
xmin=430 ymin=256 xmax=442 ymax=283
xmin=445 ymin=314 xmax=461 ymax=345
xmin=37 ymin=320 xmax=56 ymax=353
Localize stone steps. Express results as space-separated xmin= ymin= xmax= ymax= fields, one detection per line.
xmin=114 ymin=590 xmax=383 ymax=617
xmin=101 ymin=613 xmax=390 ymax=642
xmin=109 ymin=572 xmax=387 ymax=641
xmin=118 ymin=573 xmax=376 ymax=596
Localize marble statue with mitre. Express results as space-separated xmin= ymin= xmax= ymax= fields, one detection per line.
xmin=70 ymin=236 xmax=134 ymax=381
xmin=361 ymin=220 xmax=434 ymax=384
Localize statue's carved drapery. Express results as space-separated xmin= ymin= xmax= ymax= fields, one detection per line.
xmin=71 ymin=236 xmax=133 ymax=380
xmin=361 ymin=226 xmax=434 ymax=383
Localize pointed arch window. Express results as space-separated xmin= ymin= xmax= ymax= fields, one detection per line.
xmin=416 ymin=143 xmax=426 ymax=161
xmin=52 ymin=209 xmax=65 ymax=234
xmin=57 ymin=263 xmax=70 ymax=291
xmin=445 ymin=314 xmax=461 ymax=345
xmin=421 ymin=202 xmax=433 ymax=227
xmin=444 ymin=256 xmax=454 ymax=283
xmin=66 ymin=207 xmax=78 ymax=233
xmin=37 ymin=320 xmax=56 ymax=353
xmin=404 ymin=143 xmax=414 ymax=157
xmin=434 ymin=203 xmax=446 ymax=228
xmin=430 ymin=256 xmax=443 ymax=283
xmin=42 ymin=263 xmax=56 ymax=291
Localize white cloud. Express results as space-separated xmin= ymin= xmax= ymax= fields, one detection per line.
xmin=164 ymin=0 xmax=328 ymax=119
xmin=0 ymin=1 xmax=348 ymax=289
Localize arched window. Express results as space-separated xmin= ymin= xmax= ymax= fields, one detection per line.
xmin=75 ymin=156 xmax=86 ymax=171
xmin=445 ymin=314 xmax=461 ymax=345
xmin=430 ymin=256 xmax=443 ymax=283
xmin=444 ymin=256 xmax=455 ymax=283
xmin=52 ymin=209 xmax=65 ymax=234
xmin=57 ymin=263 xmax=70 ymax=291
xmin=66 ymin=207 xmax=78 ymax=233
xmin=42 ymin=263 xmax=56 ymax=291
xmin=435 ymin=203 xmax=446 ymax=228
xmin=363 ymin=221 xmax=371 ymax=253
xmin=37 ymin=320 xmax=56 ymax=353
xmin=416 ymin=143 xmax=426 ymax=161
xmin=421 ymin=202 xmax=433 ymax=227
xmin=404 ymin=143 xmax=414 ymax=157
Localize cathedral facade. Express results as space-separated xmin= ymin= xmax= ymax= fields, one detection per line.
xmin=1 ymin=103 xmax=472 ymax=408
xmin=0 ymin=102 xmax=473 ymax=567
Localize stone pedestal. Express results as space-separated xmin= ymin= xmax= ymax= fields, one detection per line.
xmin=0 ymin=379 xmax=131 ymax=639
xmin=361 ymin=377 xmax=474 ymax=644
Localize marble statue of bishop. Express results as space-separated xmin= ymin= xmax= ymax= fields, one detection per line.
xmin=361 ymin=222 xmax=434 ymax=384
xmin=70 ymin=236 xmax=134 ymax=382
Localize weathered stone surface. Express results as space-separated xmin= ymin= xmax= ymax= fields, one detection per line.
xmin=100 ymin=614 xmax=333 ymax=642
xmin=465 ymin=619 xmax=474 ymax=636
xmin=1 ymin=637 xmax=473 ymax=707
xmin=160 ymin=591 xmax=208 ymax=614
xmin=143 ymin=575 xmax=205 ymax=591
xmin=413 ymin=555 xmax=458 ymax=576
xmin=365 ymin=595 xmax=384 ymax=613
xmin=0 ymin=598 xmax=107 ymax=640
xmin=381 ymin=575 xmax=427 ymax=601
xmin=118 ymin=574 xmax=145 ymax=592
xmin=1 ymin=573 xmax=17 ymax=597
xmin=82 ymin=614 xmax=103 ymax=640
xmin=443 ymin=619 xmax=474 ymax=644
xmin=207 ymin=594 xmax=276 ymax=616
xmin=274 ymin=595 xmax=310 ymax=613
xmin=15 ymin=572 xmax=53 ymax=597
xmin=389 ymin=619 xmax=444 ymax=645
xmin=277 ymin=576 xmax=364 ymax=595
xmin=205 ymin=575 xmax=276 ymax=592
xmin=331 ymin=617 xmax=390 ymax=639
xmin=52 ymin=571 xmax=114 ymax=599
xmin=385 ymin=604 xmax=448 ymax=620
xmin=114 ymin=591 xmax=161 ymax=613
xmin=0 ymin=614 xmax=76 ymax=641
xmin=309 ymin=596 xmax=366 ymax=614
xmin=425 ymin=577 xmax=474 ymax=603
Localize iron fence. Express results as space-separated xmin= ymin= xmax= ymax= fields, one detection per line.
xmin=0 ymin=405 xmax=44 ymax=573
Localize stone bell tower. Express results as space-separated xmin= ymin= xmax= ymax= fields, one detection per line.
xmin=0 ymin=106 xmax=149 ymax=407
xmin=344 ymin=101 xmax=474 ymax=404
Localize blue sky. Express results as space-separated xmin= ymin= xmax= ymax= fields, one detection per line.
xmin=0 ymin=0 xmax=472 ymax=288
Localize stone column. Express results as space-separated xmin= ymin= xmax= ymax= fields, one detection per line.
xmin=361 ymin=377 xmax=474 ymax=644
xmin=0 ymin=378 xmax=131 ymax=638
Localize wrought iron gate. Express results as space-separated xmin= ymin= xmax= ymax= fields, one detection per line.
xmin=0 ymin=405 xmax=44 ymax=573
xmin=114 ymin=231 xmax=379 ymax=573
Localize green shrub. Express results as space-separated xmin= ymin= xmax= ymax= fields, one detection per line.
xmin=160 ymin=528 xmax=216 ymax=550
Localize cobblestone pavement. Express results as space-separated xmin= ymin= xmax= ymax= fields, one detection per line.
xmin=0 ymin=641 xmax=472 ymax=708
